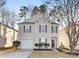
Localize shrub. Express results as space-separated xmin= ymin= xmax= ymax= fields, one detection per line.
xmin=13 ymin=41 xmax=21 ymax=50
xmin=44 ymin=43 xmax=50 ymax=49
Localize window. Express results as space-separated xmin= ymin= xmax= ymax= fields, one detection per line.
xmin=45 ymin=25 xmax=47 ymax=32
xmin=51 ymin=26 xmax=58 ymax=33
xmin=23 ymin=25 xmax=31 ymax=33
xmin=51 ymin=26 xmax=53 ymax=33
xmin=39 ymin=38 xmax=41 ymax=43
xmin=56 ymin=26 xmax=58 ymax=33
xmin=39 ymin=25 xmax=47 ymax=33
xmin=23 ymin=26 xmax=25 ymax=33
xmin=39 ymin=25 xmax=41 ymax=32
xmin=45 ymin=39 xmax=47 ymax=43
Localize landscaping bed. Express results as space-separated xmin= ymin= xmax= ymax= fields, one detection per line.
xmin=0 ymin=47 xmax=14 ymax=51
xmin=34 ymin=49 xmax=53 ymax=51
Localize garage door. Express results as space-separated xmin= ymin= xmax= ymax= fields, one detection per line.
xmin=20 ymin=39 xmax=34 ymax=49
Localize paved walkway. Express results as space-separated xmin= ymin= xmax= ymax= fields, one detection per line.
xmin=0 ymin=49 xmax=33 ymax=58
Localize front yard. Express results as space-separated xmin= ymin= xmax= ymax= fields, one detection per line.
xmin=0 ymin=48 xmax=14 ymax=56
xmin=28 ymin=50 xmax=79 ymax=58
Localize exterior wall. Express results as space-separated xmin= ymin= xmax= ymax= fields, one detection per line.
xmin=0 ymin=24 xmax=18 ymax=47
xmin=0 ymin=36 xmax=5 ymax=47
xmin=19 ymin=24 xmax=35 ymax=40
xmin=18 ymin=24 xmax=35 ymax=49
xmin=34 ymin=19 xmax=59 ymax=49
xmin=59 ymin=28 xmax=79 ymax=50
xmin=59 ymin=29 xmax=70 ymax=49
xmin=18 ymin=19 xmax=59 ymax=49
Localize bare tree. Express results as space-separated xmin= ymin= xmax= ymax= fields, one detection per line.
xmin=0 ymin=8 xmax=10 ymax=25
xmin=0 ymin=8 xmax=10 ymax=42
xmin=9 ymin=12 xmax=19 ymax=41
xmin=9 ymin=12 xmax=18 ymax=28
xmin=0 ymin=7 xmax=18 ymax=43
xmin=0 ymin=0 xmax=6 ymax=7
xmin=46 ymin=0 xmax=79 ymax=53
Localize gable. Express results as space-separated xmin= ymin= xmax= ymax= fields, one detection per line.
xmin=18 ymin=12 xmax=59 ymax=25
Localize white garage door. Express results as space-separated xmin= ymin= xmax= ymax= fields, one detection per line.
xmin=21 ymin=39 xmax=34 ymax=49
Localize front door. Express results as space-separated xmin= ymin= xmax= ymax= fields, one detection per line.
xmin=51 ymin=40 xmax=55 ymax=48
xmin=51 ymin=37 xmax=57 ymax=48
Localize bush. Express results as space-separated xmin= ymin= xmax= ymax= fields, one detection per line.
xmin=35 ymin=43 xmax=43 ymax=49
xmin=44 ymin=43 xmax=50 ymax=49
xmin=13 ymin=41 xmax=21 ymax=50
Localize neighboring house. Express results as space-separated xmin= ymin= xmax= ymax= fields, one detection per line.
xmin=0 ymin=22 xmax=18 ymax=47
xmin=59 ymin=27 xmax=79 ymax=50
xmin=18 ymin=12 xmax=59 ymax=49
xmin=59 ymin=28 xmax=70 ymax=49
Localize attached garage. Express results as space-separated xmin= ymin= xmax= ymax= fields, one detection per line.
xmin=20 ymin=39 xmax=34 ymax=49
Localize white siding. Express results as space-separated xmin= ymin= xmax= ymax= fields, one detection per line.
xmin=18 ymin=13 xmax=59 ymax=49
xmin=19 ymin=19 xmax=59 ymax=49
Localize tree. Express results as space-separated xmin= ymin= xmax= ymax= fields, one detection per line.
xmin=0 ymin=8 xmax=10 ymax=25
xmin=39 ymin=4 xmax=47 ymax=15
xmin=9 ymin=12 xmax=19 ymax=42
xmin=9 ymin=12 xmax=18 ymax=28
xmin=19 ymin=6 xmax=29 ymax=21
xmin=0 ymin=8 xmax=10 ymax=42
xmin=31 ymin=6 xmax=39 ymax=16
xmin=0 ymin=8 xmax=19 ymax=44
xmin=0 ymin=0 xmax=6 ymax=7
xmin=46 ymin=0 xmax=79 ymax=53
xmin=13 ymin=41 xmax=21 ymax=50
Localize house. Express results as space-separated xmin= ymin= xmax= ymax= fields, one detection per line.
xmin=0 ymin=22 xmax=18 ymax=47
xmin=59 ymin=27 xmax=79 ymax=50
xmin=18 ymin=12 xmax=59 ymax=49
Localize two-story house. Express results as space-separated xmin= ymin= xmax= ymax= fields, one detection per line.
xmin=18 ymin=12 xmax=59 ymax=49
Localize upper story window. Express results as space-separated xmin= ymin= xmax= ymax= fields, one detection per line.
xmin=23 ymin=25 xmax=31 ymax=33
xmin=56 ymin=26 xmax=58 ymax=33
xmin=51 ymin=25 xmax=58 ymax=33
xmin=39 ymin=25 xmax=47 ymax=33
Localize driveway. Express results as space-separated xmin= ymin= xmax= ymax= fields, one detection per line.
xmin=0 ymin=49 xmax=33 ymax=58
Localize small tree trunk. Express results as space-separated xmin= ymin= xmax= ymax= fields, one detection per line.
xmin=70 ymin=48 xmax=73 ymax=54
xmin=70 ymin=44 xmax=74 ymax=54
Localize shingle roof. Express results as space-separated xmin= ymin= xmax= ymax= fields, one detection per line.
xmin=18 ymin=12 xmax=59 ymax=25
xmin=0 ymin=22 xmax=18 ymax=32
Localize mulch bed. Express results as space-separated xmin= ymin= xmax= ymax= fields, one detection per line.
xmin=34 ymin=49 xmax=53 ymax=51
xmin=65 ymin=52 xmax=79 ymax=56
xmin=0 ymin=47 xmax=13 ymax=51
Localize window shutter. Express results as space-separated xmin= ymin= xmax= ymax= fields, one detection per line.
xmin=45 ymin=25 xmax=47 ymax=32
xmin=51 ymin=26 xmax=53 ymax=33
xmin=23 ymin=26 xmax=25 ymax=33
xmin=56 ymin=26 xmax=58 ymax=33
xmin=30 ymin=26 xmax=31 ymax=33
xmin=39 ymin=25 xmax=41 ymax=32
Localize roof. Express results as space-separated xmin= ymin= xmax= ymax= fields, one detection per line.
xmin=0 ymin=22 xmax=18 ymax=32
xmin=18 ymin=12 xmax=59 ymax=25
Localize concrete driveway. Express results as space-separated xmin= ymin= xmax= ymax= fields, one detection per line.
xmin=0 ymin=49 xmax=33 ymax=58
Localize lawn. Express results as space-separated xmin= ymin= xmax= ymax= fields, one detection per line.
xmin=28 ymin=50 xmax=79 ymax=58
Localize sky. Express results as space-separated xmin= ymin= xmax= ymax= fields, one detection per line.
xmin=5 ymin=0 xmax=44 ymax=14
xmin=4 ymin=0 xmax=44 ymax=30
